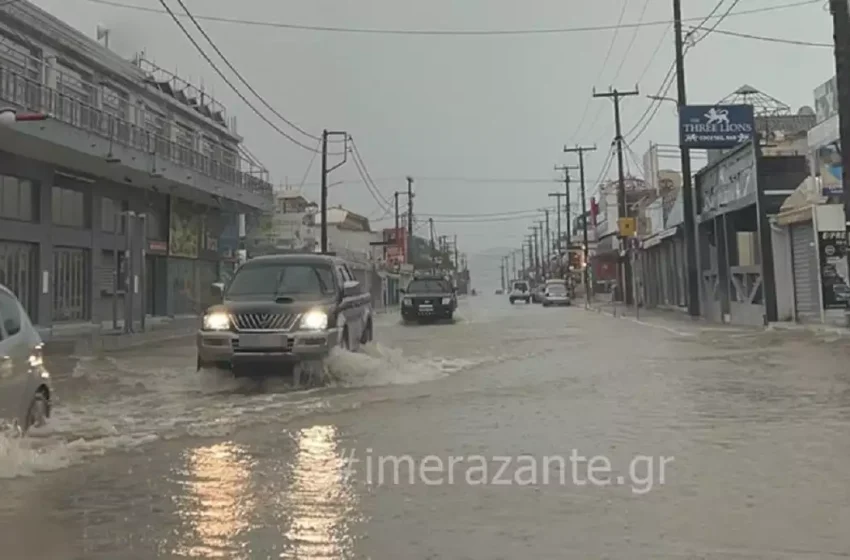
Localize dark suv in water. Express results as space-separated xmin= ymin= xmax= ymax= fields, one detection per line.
xmin=401 ymin=276 xmax=457 ymax=323
xmin=196 ymin=254 xmax=374 ymax=377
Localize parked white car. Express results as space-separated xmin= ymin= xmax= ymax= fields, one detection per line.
xmin=542 ymin=281 xmax=571 ymax=307
xmin=0 ymin=284 xmax=52 ymax=433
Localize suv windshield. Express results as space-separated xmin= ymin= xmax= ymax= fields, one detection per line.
xmin=407 ymin=279 xmax=451 ymax=293
xmin=513 ymin=282 xmax=528 ymax=291
xmin=226 ymin=263 xmax=335 ymax=299
xmin=547 ymin=284 xmax=566 ymax=294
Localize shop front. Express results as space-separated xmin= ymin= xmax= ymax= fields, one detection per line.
xmin=772 ymin=177 xmax=849 ymax=325
xmin=695 ymin=141 xmax=807 ymax=325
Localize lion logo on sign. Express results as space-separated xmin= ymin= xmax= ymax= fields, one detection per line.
xmin=704 ymin=107 xmax=730 ymax=126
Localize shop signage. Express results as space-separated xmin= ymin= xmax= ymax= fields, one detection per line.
xmin=697 ymin=144 xmax=756 ymax=216
xmin=148 ymin=240 xmax=168 ymax=254
xmin=818 ymin=230 xmax=850 ymax=310
xmin=679 ymin=104 xmax=755 ymax=149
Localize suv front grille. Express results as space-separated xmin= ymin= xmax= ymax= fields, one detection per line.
xmin=231 ymin=313 xmax=299 ymax=331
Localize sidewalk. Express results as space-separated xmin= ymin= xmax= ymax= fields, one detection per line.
xmin=586 ymin=294 xmax=850 ymax=337
xmin=43 ymin=314 xmax=198 ymax=357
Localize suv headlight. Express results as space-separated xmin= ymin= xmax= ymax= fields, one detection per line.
xmin=403 ymin=298 xmax=412 ymax=306
xmin=441 ymin=297 xmax=451 ymax=304
xmin=301 ymin=309 xmax=328 ymax=330
xmin=203 ymin=312 xmax=230 ymax=331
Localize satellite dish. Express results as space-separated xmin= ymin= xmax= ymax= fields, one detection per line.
xmin=798 ymin=105 xmax=815 ymax=116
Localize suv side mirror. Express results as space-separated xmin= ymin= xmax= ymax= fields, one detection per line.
xmin=211 ymin=282 xmax=225 ymax=301
xmin=343 ymin=279 xmax=360 ymax=297
xmin=399 ymin=288 xmax=406 ymax=294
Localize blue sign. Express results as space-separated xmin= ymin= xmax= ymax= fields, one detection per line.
xmin=679 ymin=104 xmax=755 ymax=149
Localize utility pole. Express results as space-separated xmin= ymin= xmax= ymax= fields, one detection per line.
xmin=520 ymin=243 xmax=526 ymax=278
xmin=534 ymin=220 xmax=545 ymax=279
xmin=500 ymin=258 xmax=506 ymax=292
xmin=594 ymin=87 xmax=638 ymax=304
xmin=565 ymin=145 xmax=597 ymax=303
xmin=529 ymin=225 xmax=539 ymax=281
xmin=526 ymin=236 xmax=535 ymax=281
xmin=406 ymin=176 xmax=414 ymax=265
xmin=453 ymin=234 xmax=459 ymax=271
xmin=548 ymin=191 xmax=565 ymax=256
xmin=673 ymin=0 xmax=700 ymax=317
xmin=543 ymin=210 xmax=550 ymax=274
xmin=320 ymin=130 xmax=348 ymax=253
xmin=394 ymin=192 xmax=401 ymax=234
xmin=511 ymin=250 xmax=517 ymax=280
xmin=829 ymin=0 xmax=850 ymax=324
xmin=429 ymin=217 xmax=436 ymax=268
xmin=553 ymin=164 xmax=579 ymax=254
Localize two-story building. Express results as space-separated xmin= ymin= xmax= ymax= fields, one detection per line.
xmin=0 ymin=1 xmax=272 ymax=328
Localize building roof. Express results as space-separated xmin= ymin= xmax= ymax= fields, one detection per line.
xmin=313 ymin=206 xmax=372 ymax=231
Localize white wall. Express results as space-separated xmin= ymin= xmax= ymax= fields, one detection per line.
xmin=327 ymin=228 xmax=381 ymax=264
xmin=771 ymin=226 xmax=794 ymax=322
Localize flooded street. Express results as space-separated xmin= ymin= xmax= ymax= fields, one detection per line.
xmin=2 ymin=295 xmax=850 ymax=558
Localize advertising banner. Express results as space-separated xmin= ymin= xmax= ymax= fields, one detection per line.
xmin=818 ymin=230 xmax=850 ymax=309
xmin=679 ymin=104 xmax=755 ymax=149
xmin=383 ymin=227 xmax=407 ymax=265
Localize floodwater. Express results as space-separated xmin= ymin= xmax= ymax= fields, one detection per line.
xmin=1 ymin=295 xmax=850 ymax=559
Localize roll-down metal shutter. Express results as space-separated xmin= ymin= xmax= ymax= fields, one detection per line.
xmin=790 ymin=222 xmax=819 ymax=321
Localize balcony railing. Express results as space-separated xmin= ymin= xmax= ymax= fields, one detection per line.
xmin=0 ymin=65 xmax=272 ymax=201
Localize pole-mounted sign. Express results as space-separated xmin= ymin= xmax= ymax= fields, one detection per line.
xmin=679 ymin=104 xmax=755 ymax=150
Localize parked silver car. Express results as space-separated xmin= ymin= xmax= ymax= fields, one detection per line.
xmin=0 ymin=284 xmax=52 ymax=433
xmin=541 ymin=282 xmax=571 ymax=307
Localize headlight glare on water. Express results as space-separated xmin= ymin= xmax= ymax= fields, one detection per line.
xmin=301 ymin=310 xmax=328 ymax=330
xmin=203 ymin=312 xmax=230 ymax=330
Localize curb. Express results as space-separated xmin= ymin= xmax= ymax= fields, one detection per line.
xmin=44 ymin=327 xmax=196 ymax=357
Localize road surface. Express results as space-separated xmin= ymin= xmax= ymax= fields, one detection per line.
xmin=1 ymin=295 xmax=849 ymax=559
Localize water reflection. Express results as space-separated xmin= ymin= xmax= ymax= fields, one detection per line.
xmin=279 ymin=424 xmax=360 ymax=559
xmin=172 ymin=441 xmax=256 ymax=558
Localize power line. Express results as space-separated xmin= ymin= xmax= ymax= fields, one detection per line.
xmin=85 ymin=0 xmax=821 ymax=36
xmin=690 ymin=27 xmax=831 ymax=48
xmin=568 ymin=0 xmax=629 ymax=144
xmin=170 ymin=0 xmax=322 ymax=143
xmin=628 ymin=0 xmax=744 ymax=144
xmin=154 ymin=0 xmax=328 ymax=154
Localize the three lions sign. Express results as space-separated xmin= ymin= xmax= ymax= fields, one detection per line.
xmin=679 ymin=104 xmax=755 ymax=150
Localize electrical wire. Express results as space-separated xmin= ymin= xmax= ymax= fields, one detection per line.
xmin=349 ymin=139 xmax=393 ymax=207
xmin=627 ymin=0 xmax=743 ymax=144
xmin=689 ymin=27 xmax=830 ymax=48
xmin=350 ymin=146 xmax=393 ymax=219
xmin=170 ymin=0 xmax=323 ymax=143
xmin=622 ymin=0 xmax=728 ymax=142
xmin=567 ymin=0 xmax=630 ymax=145
xmin=155 ymin=0 xmax=329 ymax=154
xmin=85 ymin=0 xmax=821 ymax=36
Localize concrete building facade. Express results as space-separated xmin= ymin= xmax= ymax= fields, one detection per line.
xmin=0 ymin=1 xmax=272 ymax=328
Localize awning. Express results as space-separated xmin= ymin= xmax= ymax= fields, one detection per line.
xmin=642 ymin=226 xmax=679 ymax=249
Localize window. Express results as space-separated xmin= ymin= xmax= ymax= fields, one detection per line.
xmin=101 ymin=197 xmax=126 ymax=232
xmin=227 ymin=264 xmax=335 ymax=299
xmin=407 ymin=279 xmax=451 ymax=293
xmin=0 ymin=175 xmax=35 ymax=222
xmin=0 ymin=291 xmax=22 ymax=337
xmin=52 ymin=186 xmax=87 ymax=228
xmin=101 ymin=85 xmax=128 ymax=120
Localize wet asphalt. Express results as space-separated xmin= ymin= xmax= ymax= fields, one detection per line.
xmin=1 ymin=295 xmax=850 ymax=559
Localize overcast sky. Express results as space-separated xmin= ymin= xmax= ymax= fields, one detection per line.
xmin=30 ymin=0 xmax=836 ymax=277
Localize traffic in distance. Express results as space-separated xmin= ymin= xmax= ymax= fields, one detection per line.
xmin=506 ymin=277 xmax=572 ymax=307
